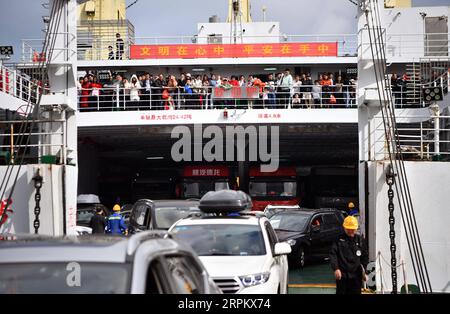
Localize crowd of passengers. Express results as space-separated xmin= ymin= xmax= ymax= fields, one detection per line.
xmin=77 ymin=69 xmax=359 ymax=110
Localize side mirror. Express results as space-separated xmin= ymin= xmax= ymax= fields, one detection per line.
xmin=311 ymin=225 xmax=321 ymax=233
xmin=274 ymin=242 xmax=292 ymax=256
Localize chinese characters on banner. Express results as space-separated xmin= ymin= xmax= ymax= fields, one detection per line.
xmin=130 ymin=42 xmax=338 ymax=59
xmin=183 ymin=166 xmax=230 ymax=177
xmin=212 ymin=86 xmax=260 ymax=99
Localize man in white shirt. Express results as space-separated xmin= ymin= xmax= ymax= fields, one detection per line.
xmin=277 ymin=69 xmax=293 ymax=108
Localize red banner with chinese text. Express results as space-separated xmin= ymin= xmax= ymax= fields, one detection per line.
xmin=130 ymin=42 xmax=338 ymax=59
xmin=183 ymin=166 xmax=230 ymax=178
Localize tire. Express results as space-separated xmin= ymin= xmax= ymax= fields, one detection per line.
xmin=297 ymin=246 xmax=306 ymax=269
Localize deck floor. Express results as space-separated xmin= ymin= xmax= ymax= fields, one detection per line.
xmin=288 ymin=262 xmax=336 ymax=294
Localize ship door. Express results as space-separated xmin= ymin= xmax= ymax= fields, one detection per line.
xmin=425 ymin=16 xmax=448 ymax=57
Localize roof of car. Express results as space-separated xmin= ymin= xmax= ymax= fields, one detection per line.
xmin=0 ymin=233 xmax=182 ymax=264
xmin=137 ymin=199 xmax=200 ymax=207
xmin=270 ymin=208 xmax=340 ymax=216
xmin=173 ymin=214 xmax=261 ymax=226
xmin=265 ymin=205 xmax=300 ymax=209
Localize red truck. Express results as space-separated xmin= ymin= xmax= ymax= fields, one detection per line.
xmin=178 ymin=165 xmax=233 ymax=199
xmin=248 ymin=166 xmax=300 ymax=211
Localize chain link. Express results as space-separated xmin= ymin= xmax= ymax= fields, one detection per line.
xmin=33 ymin=170 xmax=43 ymax=234
xmin=386 ymin=166 xmax=398 ymax=294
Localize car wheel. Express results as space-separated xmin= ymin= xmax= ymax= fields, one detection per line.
xmin=297 ymin=246 xmax=306 ymax=269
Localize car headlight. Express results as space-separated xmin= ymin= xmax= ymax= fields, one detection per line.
xmin=239 ymin=272 xmax=271 ymax=287
xmin=287 ymin=239 xmax=296 ymax=246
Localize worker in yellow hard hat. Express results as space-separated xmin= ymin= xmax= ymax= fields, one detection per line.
xmin=106 ymin=204 xmax=128 ymax=236
xmin=347 ymin=202 xmax=359 ymax=216
xmin=329 ymin=216 xmax=368 ymax=294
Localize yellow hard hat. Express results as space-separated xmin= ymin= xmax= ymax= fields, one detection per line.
xmin=113 ymin=204 xmax=121 ymax=212
xmin=348 ymin=202 xmax=355 ymax=209
xmin=343 ymin=216 xmax=358 ymax=230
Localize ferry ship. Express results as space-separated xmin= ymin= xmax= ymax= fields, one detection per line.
xmin=0 ymin=0 xmax=449 ymax=293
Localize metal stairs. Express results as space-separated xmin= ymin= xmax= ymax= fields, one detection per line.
xmin=397 ymin=59 xmax=450 ymax=160
xmin=403 ymin=59 xmax=450 ymax=107
xmin=405 ymin=62 xmax=422 ymax=104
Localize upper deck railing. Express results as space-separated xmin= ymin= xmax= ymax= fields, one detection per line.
xmin=20 ymin=31 xmax=450 ymax=63
xmin=22 ymin=33 xmax=359 ymax=62
xmin=359 ymin=30 xmax=450 ymax=59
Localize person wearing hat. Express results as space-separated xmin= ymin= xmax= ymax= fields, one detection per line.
xmin=348 ymin=202 xmax=359 ymax=216
xmin=329 ymin=216 xmax=368 ymax=294
xmin=115 ymin=33 xmax=124 ymax=60
xmin=106 ymin=204 xmax=128 ymax=236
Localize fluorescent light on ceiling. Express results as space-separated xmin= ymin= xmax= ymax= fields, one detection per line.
xmin=264 ymin=67 xmax=277 ymax=71
xmin=146 ymin=157 xmax=164 ymax=160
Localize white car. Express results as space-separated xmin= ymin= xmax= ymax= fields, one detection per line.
xmin=169 ymin=190 xmax=291 ymax=294
xmin=72 ymin=225 xmax=92 ymax=236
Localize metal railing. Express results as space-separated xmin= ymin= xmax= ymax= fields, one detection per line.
xmin=0 ymin=119 xmax=66 ymax=165
xmin=21 ymin=32 xmax=450 ymax=62
xmin=373 ymin=115 xmax=450 ymax=161
xmin=22 ymin=33 xmax=358 ymax=62
xmin=359 ymin=31 xmax=450 ymax=59
xmin=77 ymin=85 xmax=359 ymax=111
xmin=0 ymin=65 xmax=47 ymax=108
xmin=20 ymin=31 xmax=77 ymax=63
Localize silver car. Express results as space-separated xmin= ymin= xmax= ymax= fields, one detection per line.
xmin=0 ymin=232 xmax=221 ymax=294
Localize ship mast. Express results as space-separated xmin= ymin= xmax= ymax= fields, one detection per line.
xmin=228 ymin=0 xmax=247 ymax=44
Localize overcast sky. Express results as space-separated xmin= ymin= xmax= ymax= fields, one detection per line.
xmin=0 ymin=0 xmax=449 ymax=61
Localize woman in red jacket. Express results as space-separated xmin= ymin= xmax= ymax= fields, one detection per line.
xmin=80 ymin=76 xmax=91 ymax=109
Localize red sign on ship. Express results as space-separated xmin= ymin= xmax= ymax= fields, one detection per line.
xmin=183 ymin=166 xmax=230 ymax=178
xmin=130 ymin=42 xmax=338 ymax=59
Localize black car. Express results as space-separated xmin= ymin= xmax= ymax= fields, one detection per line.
xmin=120 ymin=204 xmax=134 ymax=224
xmin=129 ymin=199 xmax=200 ymax=233
xmin=269 ymin=209 xmax=345 ymax=268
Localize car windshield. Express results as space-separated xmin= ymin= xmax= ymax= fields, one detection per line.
xmin=171 ymin=224 xmax=266 ymax=256
xmin=183 ymin=181 xmax=229 ymax=198
xmin=0 ymin=263 xmax=130 ymax=294
xmin=249 ymin=181 xmax=297 ymax=198
xmin=154 ymin=206 xmax=199 ymax=229
xmin=269 ymin=213 xmax=310 ymax=232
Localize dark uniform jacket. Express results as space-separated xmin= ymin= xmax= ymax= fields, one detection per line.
xmin=330 ymin=234 xmax=369 ymax=279
xmin=89 ymin=213 xmax=106 ymax=234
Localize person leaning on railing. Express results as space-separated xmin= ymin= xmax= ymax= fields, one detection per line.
xmin=164 ymin=75 xmax=178 ymax=110
xmin=301 ymin=74 xmax=314 ymax=107
xmin=201 ymin=79 xmax=211 ymax=110
xmin=334 ymin=75 xmax=345 ymax=105
xmin=122 ymin=77 xmax=132 ymax=110
xmin=277 ymin=69 xmax=293 ymax=108
xmin=183 ymin=78 xmax=194 ymax=110
xmin=252 ymin=76 xmax=266 ymax=109
xmin=265 ymin=73 xmax=277 ymax=109
xmin=320 ymin=74 xmax=333 ymax=107
xmin=129 ymin=75 xmax=141 ymax=110
xmin=291 ymin=75 xmax=303 ymax=109
xmin=80 ymin=76 xmax=91 ymax=109
xmin=90 ymin=76 xmax=103 ymax=110
xmin=312 ymin=80 xmax=322 ymax=106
